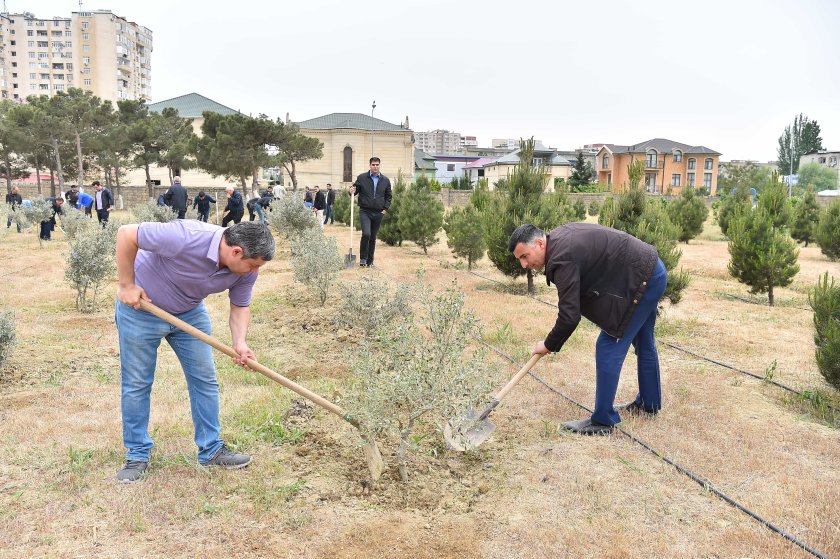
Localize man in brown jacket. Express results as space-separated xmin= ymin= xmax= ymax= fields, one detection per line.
xmin=508 ymin=223 xmax=667 ymax=435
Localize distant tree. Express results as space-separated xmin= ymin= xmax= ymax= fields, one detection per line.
xmin=791 ymin=188 xmax=820 ymax=247
xmin=798 ymin=163 xmax=838 ymax=192
xmin=716 ymin=186 xmax=753 ymax=237
xmin=443 ymin=205 xmax=486 ymax=269
xmin=757 ymin=176 xmax=792 ymax=230
xmin=22 ymin=95 xmax=71 ymax=193
xmin=270 ymin=120 xmax=323 ymax=192
xmin=379 ymin=171 xmax=406 ymax=246
xmin=777 ymin=113 xmax=823 ymax=175
xmin=568 ymin=152 xmax=593 ymax=191
xmin=815 ymin=199 xmax=840 ymax=261
xmin=718 ymin=161 xmax=772 ymax=195
xmin=572 ymin=198 xmax=586 ymax=220
xmin=667 ymin=187 xmax=709 ymax=243
xmin=0 ymin=101 xmax=31 ymax=192
xmin=155 ymin=107 xmax=198 ymax=185
xmin=398 ymin=175 xmax=444 ymax=254
xmin=727 ymin=206 xmax=799 ymax=306
xmin=587 ymin=199 xmax=601 ymax=216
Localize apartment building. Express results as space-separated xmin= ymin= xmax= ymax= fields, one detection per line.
xmin=800 ymin=150 xmax=840 ymax=188
xmin=596 ymin=138 xmax=721 ymax=195
xmin=415 ymin=129 xmax=464 ymax=155
xmin=0 ymin=9 xmax=151 ymax=103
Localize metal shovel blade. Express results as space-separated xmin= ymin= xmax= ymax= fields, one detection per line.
xmin=344 ymin=250 xmax=357 ymax=268
xmin=444 ymin=407 xmax=496 ymax=451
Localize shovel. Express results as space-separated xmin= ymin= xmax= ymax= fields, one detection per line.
xmin=138 ymin=299 xmax=384 ymax=480
xmin=444 ymin=353 xmax=543 ymax=451
xmin=343 ymin=191 xmax=356 ymax=268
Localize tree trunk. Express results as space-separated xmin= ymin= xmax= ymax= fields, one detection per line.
xmin=768 ymin=285 xmax=774 ymax=307
xmin=252 ymin=169 xmax=259 ymax=193
xmin=144 ymin=163 xmax=152 ymax=198
xmin=75 ymin=131 xmax=84 ymax=188
xmin=240 ymin=176 xmax=247 ymax=198
xmin=51 ymin=137 xmax=65 ymax=191
xmin=35 ymin=159 xmax=42 ymax=195
xmin=527 ymin=269 xmax=534 ymax=295
xmin=49 ymin=168 xmax=55 ymax=197
xmin=4 ymin=153 xmax=11 ymax=193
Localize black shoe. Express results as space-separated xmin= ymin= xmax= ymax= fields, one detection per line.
xmin=561 ymin=418 xmax=614 ymax=436
xmin=200 ymin=446 xmax=252 ymax=469
xmin=116 ymin=460 xmax=149 ymax=483
xmin=616 ymin=400 xmax=659 ymax=416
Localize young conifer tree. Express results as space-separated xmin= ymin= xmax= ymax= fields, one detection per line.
xmin=397 ymin=174 xmax=444 ymax=254
xmin=815 ymin=199 xmax=840 ymax=261
xmin=791 ymin=188 xmax=820 ymax=247
xmin=443 ymin=205 xmax=486 ymax=269
xmin=808 ymin=272 xmax=840 ymax=390
xmin=379 ymin=171 xmax=406 ymax=247
xmin=666 ymin=186 xmax=709 ymax=243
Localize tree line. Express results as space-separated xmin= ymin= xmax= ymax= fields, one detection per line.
xmin=0 ymin=88 xmax=323 ymax=198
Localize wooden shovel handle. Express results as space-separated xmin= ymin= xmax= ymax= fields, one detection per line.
xmin=494 ymin=353 xmax=543 ymax=402
xmin=138 ymin=299 xmax=346 ymax=418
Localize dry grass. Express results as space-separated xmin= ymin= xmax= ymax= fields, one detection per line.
xmin=0 ymin=212 xmax=838 ymax=558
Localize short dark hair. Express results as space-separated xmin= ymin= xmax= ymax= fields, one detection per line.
xmin=223 ymin=222 xmax=276 ymax=261
xmin=198 ymin=191 xmax=206 ymax=197
xmin=326 ymin=183 xmax=332 ymax=187
xmin=370 ymin=157 xmax=381 ymax=164
xmin=92 ymin=180 xmax=101 ymax=186
xmin=508 ymin=224 xmax=545 ymax=253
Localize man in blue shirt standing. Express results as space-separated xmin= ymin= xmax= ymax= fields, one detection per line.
xmin=350 ymin=157 xmax=392 ymax=268
xmin=114 ymin=220 xmax=275 ymax=482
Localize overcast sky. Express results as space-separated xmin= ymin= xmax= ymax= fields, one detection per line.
xmin=23 ymin=0 xmax=840 ymax=161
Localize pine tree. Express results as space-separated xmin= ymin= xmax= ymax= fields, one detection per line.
xmin=666 ymin=187 xmax=709 ymax=243
xmin=588 ymin=199 xmax=601 ymax=216
xmin=757 ymin=175 xmax=792 ymax=230
xmin=815 ymin=199 xmax=840 ymax=261
xmin=791 ymin=188 xmax=820 ymax=247
xmin=567 ymin=152 xmax=593 ymax=191
xmin=808 ymin=273 xmax=840 ymax=390
xmin=727 ymin=207 xmax=799 ymax=306
xmin=716 ymin=185 xmax=753 ymax=237
xmin=572 ymin=198 xmax=586 ymax=220
xmin=483 ymin=139 xmax=575 ymax=294
xmin=443 ymin=205 xmax=486 ymax=269
xmin=379 ymin=171 xmax=406 ymax=246
xmin=398 ymin=175 xmax=444 ymax=254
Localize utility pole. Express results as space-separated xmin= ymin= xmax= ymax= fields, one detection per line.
xmin=789 ymin=130 xmax=794 ymax=197
xmin=371 ymin=100 xmax=376 ymax=159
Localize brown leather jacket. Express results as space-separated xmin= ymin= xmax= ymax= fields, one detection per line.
xmin=543 ymin=223 xmax=658 ymax=351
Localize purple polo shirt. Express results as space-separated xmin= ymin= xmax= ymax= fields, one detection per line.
xmin=135 ymin=220 xmax=258 ymax=314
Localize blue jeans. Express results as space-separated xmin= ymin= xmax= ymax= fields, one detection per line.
xmin=115 ymin=301 xmax=224 ymax=463
xmin=323 ymin=205 xmax=333 ymax=224
xmin=591 ymin=258 xmax=667 ymax=426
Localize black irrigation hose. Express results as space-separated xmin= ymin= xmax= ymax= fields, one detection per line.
xmin=398 ymin=244 xmax=831 ymax=558
xmin=717 ymin=291 xmax=811 ymax=312
xmin=478 ymin=340 xmax=831 ymax=559
xmin=661 ymin=341 xmax=838 ymax=414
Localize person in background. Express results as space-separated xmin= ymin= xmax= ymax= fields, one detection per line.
xmin=77 ymin=190 xmax=94 ymax=217
xmin=164 ymin=177 xmax=189 ymax=219
xmin=222 ymin=185 xmax=244 ymax=226
xmin=193 ymin=191 xmax=217 ymax=223
xmin=311 ymin=185 xmax=326 ymax=229
xmin=323 ymin=183 xmax=335 ymax=225
xmin=92 ymin=180 xmax=114 ymax=227
xmin=5 ymin=185 xmax=22 ymax=232
xmin=350 ymin=157 xmax=392 ymax=268
xmin=40 ymin=197 xmax=65 ymax=241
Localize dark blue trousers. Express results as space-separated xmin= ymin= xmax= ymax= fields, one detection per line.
xmin=592 ymin=258 xmax=667 ymax=426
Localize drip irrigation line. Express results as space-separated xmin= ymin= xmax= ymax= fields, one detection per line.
xmin=477 ymin=338 xmax=830 ymax=559
xmin=717 ymin=291 xmax=811 ymax=312
xmin=662 ymin=341 xmax=837 ymax=413
xmin=0 ymin=264 xmax=37 ymax=280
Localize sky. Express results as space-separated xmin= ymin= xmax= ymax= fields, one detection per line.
xmin=21 ymin=0 xmax=840 ymax=162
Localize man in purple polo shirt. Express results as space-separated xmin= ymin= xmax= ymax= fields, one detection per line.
xmin=114 ymin=220 xmax=275 ymax=483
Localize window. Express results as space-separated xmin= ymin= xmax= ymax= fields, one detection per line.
xmin=82 ymin=57 xmax=90 ymax=64
xmin=81 ymin=22 xmax=89 ymax=30
xmin=607 ymin=173 xmax=612 ymax=185
xmin=65 ymin=41 xmax=72 ymax=48
xmin=54 ymin=74 xmax=63 ymax=80
xmin=342 ymin=146 xmax=353 ymax=182
xmin=54 ymin=84 xmax=64 ymax=90
xmin=82 ymin=68 xmax=91 ymax=74
xmin=66 ymin=63 xmax=73 ymax=70
xmin=82 ymin=33 xmax=90 ymax=40
xmin=39 ymin=62 xmax=48 ymax=69
xmin=447 ymin=164 xmax=456 ymax=172
xmin=673 ymin=150 xmax=682 ymax=162
xmin=687 ymin=172 xmax=695 ymax=187
xmin=27 ymin=41 xmax=34 ymax=47
xmin=704 ymin=158 xmax=713 ymax=170
xmin=671 ymin=174 xmax=681 ymax=187
xmin=83 ymin=79 xmax=92 ymax=86
xmin=703 ymin=173 xmax=712 ymax=188
xmin=9 ymin=40 xmax=15 ymax=46
xmin=28 ymin=53 xmax=36 ymax=59
xmin=645 ymin=173 xmax=657 ymax=191
xmin=646 ymin=150 xmax=658 ymax=168
xmin=602 ymin=154 xmax=609 ymax=169
xmin=29 ymin=63 xmax=36 ymax=69
xmin=38 ymin=52 xmax=48 ymax=59
xmin=40 ymin=73 xmax=49 ymax=79
xmin=39 ymin=84 xmax=49 ymax=90
xmin=818 ymin=157 xmax=826 ymax=164
xmin=27 ymin=31 xmax=33 ymax=37
xmin=533 ymin=157 xmax=543 ymax=166
xmin=29 ymin=73 xmax=36 ymax=79
xmin=83 ymin=45 xmax=90 ymax=52
xmin=65 ymin=31 xmax=72 ymax=37
xmin=52 ymin=31 xmax=62 ymax=37
xmin=687 ymin=158 xmax=696 ymax=170
xmin=830 ymin=157 xmax=838 ymax=166
xmin=52 ymin=63 xmax=64 ymax=70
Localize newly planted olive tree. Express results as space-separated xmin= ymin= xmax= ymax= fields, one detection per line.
xmin=65 ymin=222 xmax=118 ymax=312
xmin=130 ymin=201 xmax=177 ymax=223
xmin=23 ymin=197 xmax=57 ymax=248
xmin=268 ymin=191 xmax=318 ymax=242
xmin=289 ymin=226 xmax=343 ymax=306
xmin=343 ymin=280 xmax=494 ymax=481
xmin=0 ymin=310 xmax=14 ymax=369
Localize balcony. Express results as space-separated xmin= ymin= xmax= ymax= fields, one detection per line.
xmin=644 ymin=159 xmax=664 ymax=170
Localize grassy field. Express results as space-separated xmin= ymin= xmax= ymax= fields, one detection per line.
xmin=0 ymin=212 xmax=838 ymax=558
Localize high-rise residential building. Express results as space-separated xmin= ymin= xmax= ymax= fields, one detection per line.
xmin=0 ymin=9 xmax=152 ymax=103
xmin=415 ymin=129 xmax=467 ymax=155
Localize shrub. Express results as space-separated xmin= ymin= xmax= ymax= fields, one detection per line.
xmin=666 ymin=187 xmax=709 ymax=243
xmin=572 ymin=198 xmax=586 ymax=220
xmin=23 ymin=197 xmax=57 ymax=248
xmin=815 ymin=199 xmax=840 ymax=261
xmin=443 ymin=205 xmax=486 ymax=269
xmin=809 ymin=272 xmax=840 ymax=391
xmin=727 ymin=207 xmax=799 ymax=306
xmin=716 ymin=186 xmax=752 ymax=237
xmin=268 ymin=191 xmax=318 ymax=242
xmin=757 ymin=179 xmax=792 ymax=230
xmin=0 ymin=310 xmax=14 ymax=368
xmin=331 ymin=189 xmax=360 ymax=230
xmin=289 ymin=227 xmax=343 ymax=306
xmin=334 ymin=275 xmax=414 ymax=339
xmin=60 ymin=206 xmax=95 ymax=241
xmin=379 ymin=171 xmax=406 ymax=247
xmin=64 ymin=222 xmax=119 ymax=312
xmin=130 ymin=201 xmax=177 ymax=223
xmin=791 ymin=188 xmax=820 ymax=247
xmin=588 ymin=199 xmax=601 ymax=216
xmin=343 ymin=280 xmax=495 ymax=481
xmin=398 ymin=175 xmax=444 ymax=254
